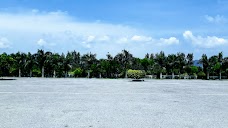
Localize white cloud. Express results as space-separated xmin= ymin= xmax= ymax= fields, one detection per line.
xmin=86 ymin=36 xmax=96 ymax=42
xmin=205 ymin=15 xmax=227 ymax=24
xmin=37 ymin=38 xmax=56 ymax=47
xmin=98 ymin=35 xmax=110 ymax=41
xmin=0 ymin=37 xmax=10 ymax=48
xmin=37 ymin=39 xmax=47 ymax=46
xmin=159 ymin=37 xmax=179 ymax=45
xmin=0 ymin=10 xmax=138 ymax=36
xmin=130 ymin=35 xmax=179 ymax=45
xmin=0 ymin=9 xmax=180 ymax=58
xmin=117 ymin=37 xmax=128 ymax=44
xmin=183 ymin=30 xmax=227 ymax=48
xmin=131 ymin=35 xmax=152 ymax=42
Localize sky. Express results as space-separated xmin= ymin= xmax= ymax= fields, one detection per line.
xmin=0 ymin=0 xmax=228 ymax=59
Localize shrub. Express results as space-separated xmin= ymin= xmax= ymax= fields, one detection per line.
xmin=197 ymin=71 xmax=206 ymax=79
xmin=127 ymin=69 xmax=146 ymax=79
xmin=73 ymin=68 xmax=83 ymax=77
xmin=191 ymin=66 xmax=198 ymax=74
xmin=193 ymin=73 xmax=197 ymax=79
xmin=180 ymin=73 xmax=189 ymax=79
xmin=32 ymin=69 xmax=41 ymax=77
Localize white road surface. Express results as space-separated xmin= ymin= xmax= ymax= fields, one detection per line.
xmin=0 ymin=78 xmax=228 ymax=128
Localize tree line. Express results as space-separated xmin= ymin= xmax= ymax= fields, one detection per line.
xmin=0 ymin=49 xmax=228 ymax=79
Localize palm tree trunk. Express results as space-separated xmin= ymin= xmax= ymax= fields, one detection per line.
xmin=42 ymin=66 xmax=44 ymax=78
xmin=87 ymin=71 xmax=90 ymax=78
xmin=160 ymin=72 xmax=162 ymax=79
xmin=172 ymin=72 xmax=174 ymax=79
xmin=207 ymin=72 xmax=209 ymax=80
xmin=65 ymin=71 xmax=68 ymax=78
xmin=29 ymin=70 xmax=32 ymax=78
xmin=125 ymin=70 xmax=128 ymax=78
xmin=19 ymin=68 xmax=21 ymax=77
xmin=53 ymin=70 xmax=56 ymax=78
xmin=219 ymin=70 xmax=222 ymax=80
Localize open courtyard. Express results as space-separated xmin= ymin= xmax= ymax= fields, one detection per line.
xmin=0 ymin=78 xmax=228 ymax=128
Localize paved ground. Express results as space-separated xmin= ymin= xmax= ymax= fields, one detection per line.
xmin=0 ymin=78 xmax=228 ymax=128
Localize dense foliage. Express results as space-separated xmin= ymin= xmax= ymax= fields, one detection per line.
xmin=0 ymin=50 xmax=228 ymax=79
xmin=127 ymin=69 xmax=146 ymax=79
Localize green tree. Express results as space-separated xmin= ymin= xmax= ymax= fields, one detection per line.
xmin=141 ymin=58 xmax=151 ymax=73
xmin=35 ymin=49 xmax=46 ymax=77
xmin=11 ymin=52 xmax=27 ymax=77
xmin=200 ymin=54 xmax=209 ymax=80
xmin=186 ymin=53 xmax=194 ymax=66
xmin=218 ymin=52 xmax=223 ymax=80
xmin=51 ymin=53 xmax=61 ymax=78
xmin=222 ymin=57 xmax=228 ymax=77
xmin=0 ymin=53 xmax=14 ymax=76
xmin=209 ymin=55 xmax=218 ymax=79
xmin=25 ymin=52 xmax=36 ymax=77
xmin=176 ymin=52 xmax=186 ymax=75
xmin=44 ymin=52 xmax=53 ymax=77
xmin=114 ymin=50 xmax=133 ymax=78
xmin=166 ymin=54 xmax=177 ymax=79
xmin=154 ymin=51 xmax=166 ymax=79
xmin=81 ymin=52 xmax=97 ymax=78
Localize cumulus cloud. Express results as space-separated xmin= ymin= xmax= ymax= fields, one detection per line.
xmin=131 ymin=35 xmax=152 ymax=42
xmin=36 ymin=38 xmax=56 ymax=47
xmin=205 ymin=15 xmax=227 ymax=24
xmin=0 ymin=37 xmax=10 ymax=48
xmin=37 ymin=39 xmax=47 ymax=46
xmin=98 ymin=35 xmax=110 ymax=41
xmin=0 ymin=9 xmax=179 ymax=57
xmin=159 ymin=37 xmax=179 ymax=45
xmin=183 ymin=30 xmax=227 ymax=48
xmin=117 ymin=37 xmax=128 ymax=44
xmin=86 ymin=36 xmax=96 ymax=42
xmin=0 ymin=10 xmax=138 ymax=36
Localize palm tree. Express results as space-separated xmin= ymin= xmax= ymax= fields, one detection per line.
xmin=209 ymin=55 xmax=219 ymax=79
xmin=44 ymin=52 xmax=53 ymax=77
xmin=187 ymin=53 xmax=194 ymax=66
xmin=106 ymin=53 xmax=119 ymax=78
xmin=81 ymin=52 xmax=97 ymax=78
xmin=71 ymin=50 xmax=81 ymax=68
xmin=114 ymin=50 xmax=133 ymax=78
xmin=155 ymin=51 xmax=166 ymax=79
xmin=222 ymin=57 xmax=228 ymax=77
xmin=0 ymin=53 xmax=14 ymax=76
xmin=176 ymin=52 xmax=186 ymax=76
xmin=200 ymin=54 xmax=209 ymax=80
xmin=35 ymin=49 xmax=46 ymax=77
xmin=63 ymin=52 xmax=73 ymax=77
xmin=51 ymin=53 xmax=61 ymax=78
xmin=218 ymin=52 xmax=223 ymax=80
xmin=167 ymin=54 xmax=177 ymax=79
xmin=12 ymin=52 xmax=27 ymax=77
xmin=25 ymin=52 xmax=36 ymax=77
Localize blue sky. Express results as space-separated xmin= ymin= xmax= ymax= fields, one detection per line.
xmin=0 ymin=0 xmax=228 ymax=59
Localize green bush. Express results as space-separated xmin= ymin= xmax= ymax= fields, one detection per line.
xmin=193 ymin=73 xmax=197 ymax=79
xmin=197 ymin=71 xmax=206 ymax=79
xmin=191 ymin=66 xmax=198 ymax=74
xmin=74 ymin=68 xmax=83 ymax=77
xmin=180 ymin=73 xmax=189 ymax=79
xmin=32 ymin=69 xmax=41 ymax=77
xmin=127 ymin=69 xmax=146 ymax=79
